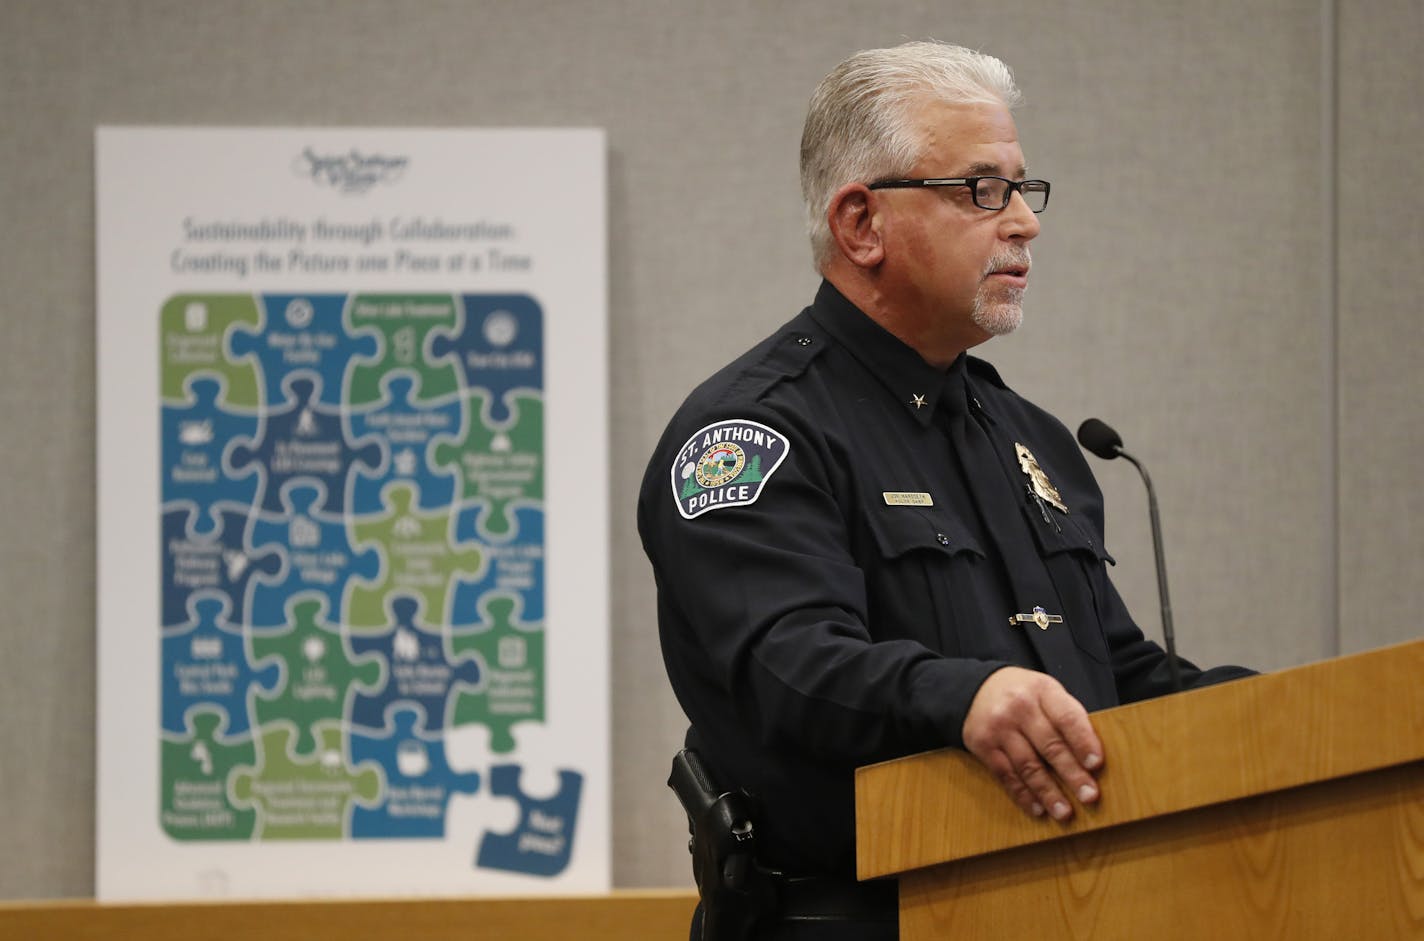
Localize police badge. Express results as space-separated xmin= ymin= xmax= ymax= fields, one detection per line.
xmin=1014 ymin=442 xmax=1068 ymax=513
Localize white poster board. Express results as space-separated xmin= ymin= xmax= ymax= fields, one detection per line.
xmin=95 ymin=127 xmax=608 ymax=900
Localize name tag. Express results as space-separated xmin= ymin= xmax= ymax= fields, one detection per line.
xmin=882 ymin=491 xmax=933 ymax=506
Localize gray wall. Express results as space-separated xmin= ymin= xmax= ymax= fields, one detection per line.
xmin=1 ymin=0 xmax=1419 ymax=899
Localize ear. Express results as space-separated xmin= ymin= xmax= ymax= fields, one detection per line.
xmin=826 ymin=182 xmax=885 ymax=269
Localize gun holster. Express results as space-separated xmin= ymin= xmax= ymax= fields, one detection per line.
xmin=668 ymin=748 xmax=779 ymax=941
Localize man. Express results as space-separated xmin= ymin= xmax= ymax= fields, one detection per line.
xmin=639 ymin=41 xmax=1250 ymax=939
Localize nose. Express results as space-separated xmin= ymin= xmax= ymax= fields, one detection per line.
xmin=1001 ymin=189 xmax=1041 ymax=241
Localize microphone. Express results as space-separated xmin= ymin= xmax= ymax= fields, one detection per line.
xmin=1075 ymin=418 xmax=1122 ymax=461
xmin=1076 ymin=418 xmax=1182 ymax=692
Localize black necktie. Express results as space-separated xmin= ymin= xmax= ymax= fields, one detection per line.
xmin=940 ymin=371 xmax=1098 ymax=706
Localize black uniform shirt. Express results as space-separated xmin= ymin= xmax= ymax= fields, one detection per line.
xmin=638 ymin=280 xmax=1249 ymax=876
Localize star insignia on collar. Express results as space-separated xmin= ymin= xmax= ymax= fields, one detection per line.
xmin=910 ymin=394 xmax=927 ymax=410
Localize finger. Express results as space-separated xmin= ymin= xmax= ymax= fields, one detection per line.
xmin=1038 ymin=686 xmax=1105 ymax=788
xmin=1020 ymin=709 xmax=1100 ymax=809
xmin=998 ymin=730 xmax=1074 ymax=821
xmin=973 ymin=738 xmax=1044 ymax=818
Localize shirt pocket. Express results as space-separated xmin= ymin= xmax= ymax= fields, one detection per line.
xmin=862 ymin=507 xmax=988 ymax=655
xmin=1030 ymin=513 xmax=1114 ymax=663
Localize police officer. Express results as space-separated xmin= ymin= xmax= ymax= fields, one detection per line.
xmin=639 ymin=41 xmax=1251 ymax=940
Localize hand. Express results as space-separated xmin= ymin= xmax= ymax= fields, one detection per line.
xmin=961 ymin=667 xmax=1104 ymax=822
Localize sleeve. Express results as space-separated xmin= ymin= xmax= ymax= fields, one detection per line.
xmin=1099 ymin=573 xmax=1257 ymax=703
xmin=1032 ymin=411 xmax=1257 ymax=705
xmin=638 ymin=402 xmax=1009 ymax=766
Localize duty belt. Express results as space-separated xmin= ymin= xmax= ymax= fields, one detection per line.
xmin=774 ymin=875 xmax=898 ymax=922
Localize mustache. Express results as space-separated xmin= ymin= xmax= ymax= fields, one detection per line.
xmin=983 ymin=248 xmax=1032 ymax=276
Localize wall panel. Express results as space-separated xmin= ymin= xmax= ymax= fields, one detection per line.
xmin=1337 ymin=0 xmax=1424 ymax=653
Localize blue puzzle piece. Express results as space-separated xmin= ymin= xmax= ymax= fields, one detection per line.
xmin=450 ymin=506 xmax=545 ymax=627
xmin=229 ymin=294 xmax=379 ymax=407
xmin=349 ymin=596 xmax=482 ymax=734
xmin=348 ymin=375 xmax=460 ymax=516
xmin=430 ymin=295 xmax=543 ymax=424
xmin=349 ymin=705 xmax=481 ymax=838
xmin=247 ymin=483 xmax=381 ymax=629
xmin=162 ymin=595 xmax=280 ymax=735
xmin=161 ymin=377 xmax=260 ymax=533
xmin=230 ymin=376 xmax=382 ymax=515
xmin=162 ymin=505 xmax=283 ymax=628
xmin=476 ymin=764 xmax=582 ymax=877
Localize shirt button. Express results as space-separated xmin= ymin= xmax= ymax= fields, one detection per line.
xmin=935 ymin=533 xmax=950 ymax=546
xmin=796 ymin=336 xmax=813 ymax=346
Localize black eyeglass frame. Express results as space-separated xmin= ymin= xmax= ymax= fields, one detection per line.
xmin=866 ymin=176 xmax=1050 ymax=213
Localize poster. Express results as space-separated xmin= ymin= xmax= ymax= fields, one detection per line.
xmin=96 ymin=128 xmax=607 ymax=899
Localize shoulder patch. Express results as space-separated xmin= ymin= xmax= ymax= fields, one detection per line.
xmin=670 ymin=419 xmax=791 ymax=519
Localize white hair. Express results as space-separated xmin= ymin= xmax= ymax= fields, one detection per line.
xmin=799 ymin=41 xmax=1023 ymax=269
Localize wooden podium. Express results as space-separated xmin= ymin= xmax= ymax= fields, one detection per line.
xmin=855 ymin=640 xmax=1424 ymax=938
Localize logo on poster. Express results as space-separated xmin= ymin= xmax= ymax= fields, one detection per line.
xmin=293 ymin=147 xmax=409 ymax=194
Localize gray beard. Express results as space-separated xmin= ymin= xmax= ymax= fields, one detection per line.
xmin=971 ymin=247 xmax=1030 ymax=336
xmin=972 ymin=285 xmax=1024 ymax=336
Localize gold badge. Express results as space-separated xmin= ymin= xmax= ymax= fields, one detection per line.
xmin=1015 ymin=443 xmax=1067 ymax=513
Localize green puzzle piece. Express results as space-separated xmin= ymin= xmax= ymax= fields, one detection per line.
xmin=451 ymin=595 xmax=545 ymax=753
xmin=434 ymin=392 xmax=544 ymax=537
xmin=346 ymin=293 xmax=460 ymax=405
xmin=348 ymin=483 xmax=483 ymax=629
xmin=160 ymin=709 xmax=256 ymax=840
xmin=160 ymin=294 xmax=261 ymax=407
xmin=232 ymin=724 xmax=380 ymax=840
xmin=251 ymin=598 xmax=382 ymax=754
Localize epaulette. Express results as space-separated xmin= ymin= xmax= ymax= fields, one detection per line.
xmin=720 ymin=313 xmax=824 ymax=402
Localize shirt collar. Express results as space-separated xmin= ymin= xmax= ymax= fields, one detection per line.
xmin=807 ymin=279 xmax=968 ymax=427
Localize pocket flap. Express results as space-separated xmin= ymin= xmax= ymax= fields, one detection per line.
xmin=1029 ymin=511 xmax=1115 ymax=565
xmin=865 ymin=506 xmax=985 ymax=560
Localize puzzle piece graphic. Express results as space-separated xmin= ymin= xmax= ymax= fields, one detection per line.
xmin=229 ymin=293 xmax=379 ymax=407
xmin=161 ymin=376 xmax=260 ymax=532
xmin=348 ymin=375 xmax=460 ymax=515
xmin=232 ymin=723 xmax=380 ymax=839
xmin=450 ymin=506 xmax=545 ymax=627
xmin=450 ymin=595 xmax=544 ymax=753
xmin=230 ymin=375 xmax=382 ymax=515
xmin=250 ymin=596 xmax=382 ymax=755
xmin=349 ymin=705 xmax=481 ymax=838
xmin=434 ymin=392 xmax=543 ymax=538
xmin=162 ymin=505 xmax=282 ymax=628
xmin=347 ymin=294 xmax=460 ymax=406
xmin=160 ymin=295 xmax=261 ymax=408
xmin=162 ymin=595 xmax=280 ymax=736
xmin=348 ymin=483 xmax=482 ymax=629
xmin=156 ymin=288 xmax=560 ymax=850
xmin=476 ymin=764 xmax=582 ymax=877
xmin=160 ymin=707 xmax=256 ymax=840
xmin=349 ymin=596 xmax=482 ymax=734
xmin=430 ymin=294 xmax=543 ymax=424
xmin=247 ymin=483 xmax=380 ymax=629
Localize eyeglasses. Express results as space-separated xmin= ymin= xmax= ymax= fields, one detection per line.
xmin=866 ymin=176 xmax=1050 ymax=213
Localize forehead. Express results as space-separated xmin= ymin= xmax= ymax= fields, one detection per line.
xmin=906 ymin=98 xmax=1025 ymax=175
